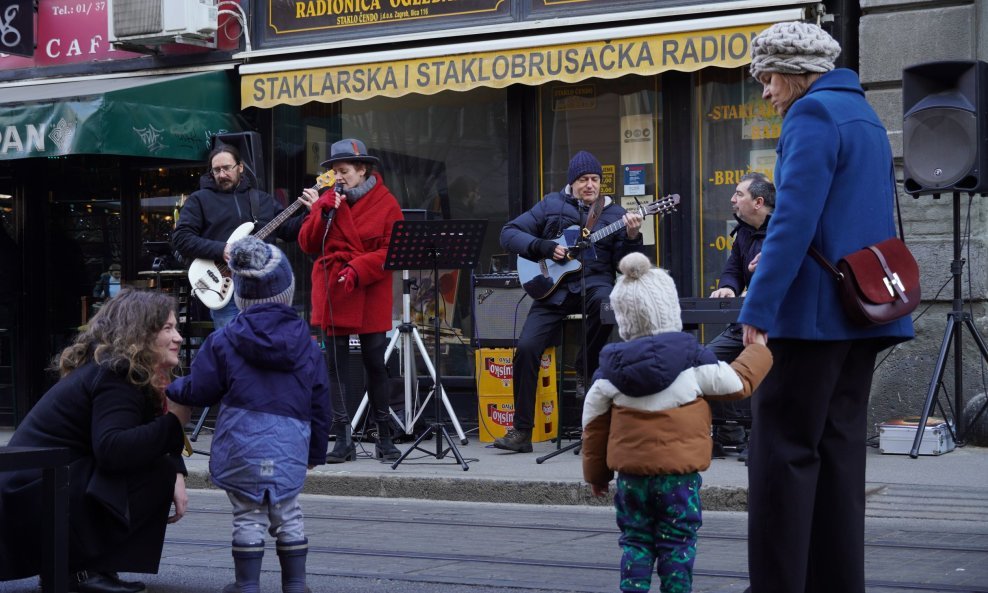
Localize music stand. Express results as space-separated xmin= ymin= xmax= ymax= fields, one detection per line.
xmin=387 ymin=219 xmax=487 ymax=471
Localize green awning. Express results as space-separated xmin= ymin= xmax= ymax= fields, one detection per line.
xmin=0 ymin=70 xmax=244 ymax=161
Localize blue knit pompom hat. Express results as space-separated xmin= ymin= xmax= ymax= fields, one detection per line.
xmin=228 ymin=236 xmax=295 ymax=310
xmin=567 ymin=151 xmax=603 ymax=185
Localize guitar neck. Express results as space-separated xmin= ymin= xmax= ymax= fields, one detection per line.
xmin=588 ymin=217 xmax=629 ymax=243
xmin=252 ymin=181 xmax=322 ymax=241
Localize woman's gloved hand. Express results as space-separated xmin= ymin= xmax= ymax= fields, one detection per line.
xmin=338 ymin=266 xmax=357 ymax=294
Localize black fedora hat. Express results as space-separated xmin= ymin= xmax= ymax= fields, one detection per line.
xmin=320 ymin=138 xmax=381 ymax=168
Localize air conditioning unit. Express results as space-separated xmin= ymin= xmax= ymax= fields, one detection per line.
xmin=107 ymin=0 xmax=218 ymax=47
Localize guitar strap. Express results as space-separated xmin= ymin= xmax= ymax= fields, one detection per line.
xmin=583 ymin=193 xmax=605 ymax=237
xmin=248 ymin=189 xmax=260 ymax=223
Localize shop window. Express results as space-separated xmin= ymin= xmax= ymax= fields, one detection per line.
xmin=539 ymin=76 xmax=663 ymax=252
xmin=272 ymin=87 xmax=511 ymax=378
xmin=694 ymin=67 xmax=780 ymax=297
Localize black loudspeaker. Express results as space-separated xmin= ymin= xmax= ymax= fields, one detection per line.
xmin=903 ymin=60 xmax=988 ymax=195
xmin=210 ymin=131 xmax=267 ymax=192
xmin=472 ymin=274 xmax=533 ymax=347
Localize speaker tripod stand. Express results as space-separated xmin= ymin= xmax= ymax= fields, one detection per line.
xmin=911 ymin=191 xmax=988 ymax=457
xmin=349 ymin=270 xmax=467 ymax=444
xmin=386 ymin=219 xmax=487 ymax=471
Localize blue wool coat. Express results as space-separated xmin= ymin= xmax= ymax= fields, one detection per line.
xmin=167 ymin=303 xmax=331 ymax=503
xmin=738 ymin=69 xmax=914 ymax=342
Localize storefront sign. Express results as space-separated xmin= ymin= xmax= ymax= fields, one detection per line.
xmin=244 ymin=23 xmax=764 ymax=108
xmin=0 ymin=72 xmax=242 ymax=161
xmin=0 ymin=0 xmax=141 ymax=69
xmin=269 ymin=0 xmax=507 ymax=34
xmin=0 ymin=0 xmax=33 ymax=58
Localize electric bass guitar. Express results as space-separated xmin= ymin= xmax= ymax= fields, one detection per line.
xmin=187 ymin=170 xmax=337 ymax=309
xmin=516 ymin=193 xmax=680 ymax=301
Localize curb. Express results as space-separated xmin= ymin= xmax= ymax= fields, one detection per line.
xmin=185 ymin=470 xmax=751 ymax=511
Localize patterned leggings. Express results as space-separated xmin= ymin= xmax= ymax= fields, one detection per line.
xmin=614 ymin=472 xmax=702 ymax=593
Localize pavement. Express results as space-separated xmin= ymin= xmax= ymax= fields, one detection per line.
xmin=3 ymin=424 xmax=987 ymax=517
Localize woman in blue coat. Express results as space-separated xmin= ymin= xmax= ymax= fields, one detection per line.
xmin=737 ymin=22 xmax=914 ymax=593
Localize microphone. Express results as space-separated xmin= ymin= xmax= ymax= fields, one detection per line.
xmin=322 ymin=180 xmax=346 ymax=223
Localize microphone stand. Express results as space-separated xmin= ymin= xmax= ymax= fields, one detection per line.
xmin=537 ymin=206 xmax=592 ymax=463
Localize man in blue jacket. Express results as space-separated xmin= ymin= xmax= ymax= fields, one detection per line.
xmin=495 ymin=151 xmax=643 ymax=452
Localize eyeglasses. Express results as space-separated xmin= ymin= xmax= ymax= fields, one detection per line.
xmin=210 ymin=164 xmax=238 ymax=176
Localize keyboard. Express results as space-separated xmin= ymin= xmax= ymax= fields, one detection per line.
xmin=601 ymin=297 xmax=744 ymax=326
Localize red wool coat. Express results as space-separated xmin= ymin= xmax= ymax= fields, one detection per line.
xmin=298 ymin=172 xmax=403 ymax=336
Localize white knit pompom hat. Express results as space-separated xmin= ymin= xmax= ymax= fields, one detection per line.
xmin=610 ymin=252 xmax=682 ymax=341
xmin=749 ymin=21 xmax=841 ymax=80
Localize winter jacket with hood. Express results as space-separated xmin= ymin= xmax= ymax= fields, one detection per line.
xmin=582 ymin=332 xmax=772 ymax=488
xmin=167 ymin=303 xmax=331 ymax=503
xmin=500 ymin=188 xmax=643 ymax=306
xmin=171 ymin=174 xmax=305 ymax=264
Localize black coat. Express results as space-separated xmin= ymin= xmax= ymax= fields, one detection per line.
xmin=170 ymin=175 xmax=304 ymax=263
xmin=717 ymin=214 xmax=770 ymax=295
xmin=0 ymin=363 xmax=187 ymax=578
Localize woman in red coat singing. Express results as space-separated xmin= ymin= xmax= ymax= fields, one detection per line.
xmin=299 ymin=138 xmax=404 ymax=462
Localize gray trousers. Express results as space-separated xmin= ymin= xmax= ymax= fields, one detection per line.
xmin=227 ymin=491 xmax=305 ymax=545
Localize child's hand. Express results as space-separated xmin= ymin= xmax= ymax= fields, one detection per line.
xmin=591 ymin=483 xmax=608 ymax=497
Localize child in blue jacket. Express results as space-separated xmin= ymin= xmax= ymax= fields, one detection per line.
xmin=168 ymin=235 xmax=331 ymax=593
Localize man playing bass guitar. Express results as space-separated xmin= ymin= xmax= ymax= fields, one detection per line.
xmin=171 ymin=144 xmax=317 ymax=328
xmin=494 ymin=150 xmax=643 ymax=453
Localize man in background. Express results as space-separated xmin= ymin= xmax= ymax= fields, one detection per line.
xmin=708 ymin=172 xmax=774 ymax=460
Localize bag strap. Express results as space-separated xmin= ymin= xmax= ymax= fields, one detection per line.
xmin=892 ymin=164 xmax=905 ymax=242
xmin=867 ymin=244 xmax=910 ymax=302
xmin=808 ymin=244 xmax=842 ymax=281
xmin=809 ymin=162 xmax=903 ymax=281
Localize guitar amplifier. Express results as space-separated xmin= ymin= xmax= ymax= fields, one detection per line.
xmin=472 ymin=274 xmax=533 ymax=347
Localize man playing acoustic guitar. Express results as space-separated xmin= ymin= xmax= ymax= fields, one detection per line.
xmin=172 ymin=144 xmax=317 ymax=328
xmin=495 ymin=151 xmax=644 ymax=453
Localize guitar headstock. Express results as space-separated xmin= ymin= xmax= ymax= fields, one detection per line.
xmin=640 ymin=194 xmax=681 ymax=217
xmin=314 ymin=170 xmax=338 ymax=190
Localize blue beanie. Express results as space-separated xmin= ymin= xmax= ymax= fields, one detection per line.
xmin=567 ymin=151 xmax=603 ymax=185
xmin=228 ymin=236 xmax=295 ymax=310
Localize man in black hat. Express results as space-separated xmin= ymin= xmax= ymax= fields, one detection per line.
xmin=495 ymin=151 xmax=644 ymax=453
xmin=172 ymin=144 xmax=316 ymax=328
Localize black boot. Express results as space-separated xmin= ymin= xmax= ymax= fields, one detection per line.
xmin=325 ymin=422 xmax=355 ymax=463
xmin=374 ymin=422 xmax=401 ymax=461
xmin=222 ymin=541 xmax=264 ymax=593
xmin=493 ymin=427 xmax=533 ymax=453
xmin=69 ymin=571 xmax=146 ymax=593
xmin=277 ymin=539 xmax=310 ymax=593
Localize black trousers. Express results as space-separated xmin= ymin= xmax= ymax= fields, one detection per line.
xmin=512 ymin=287 xmax=611 ymax=431
xmin=324 ymin=332 xmax=390 ymax=426
xmin=747 ymin=338 xmax=885 ymax=593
